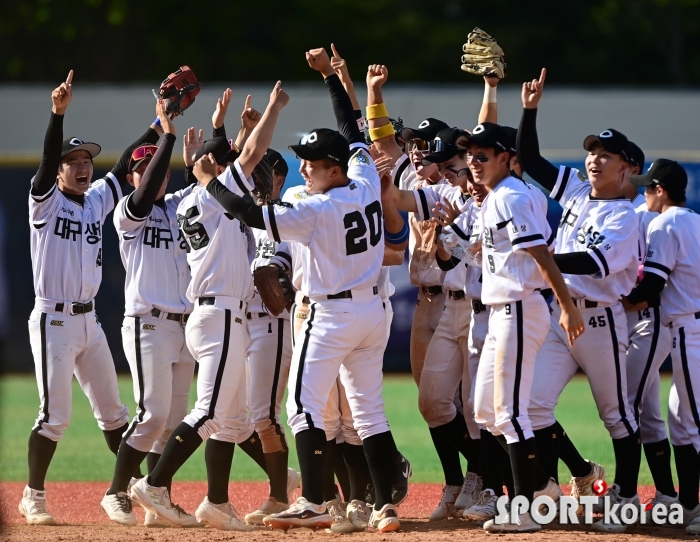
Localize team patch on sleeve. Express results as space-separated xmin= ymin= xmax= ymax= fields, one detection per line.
xmin=350 ymin=148 xmax=371 ymax=166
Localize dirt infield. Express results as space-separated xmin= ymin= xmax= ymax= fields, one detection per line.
xmin=0 ymin=482 xmax=687 ymax=541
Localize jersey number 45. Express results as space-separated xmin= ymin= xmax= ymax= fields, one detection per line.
xmin=344 ymin=201 xmax=382 ymax=256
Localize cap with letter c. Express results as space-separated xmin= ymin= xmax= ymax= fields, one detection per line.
xmin=583 ymin=129 xmax=630 ymax=161
xmin=60 ymin=137 xmax=101 ymax=160
xmin=289 ymin=128 xmax=350 ymax=165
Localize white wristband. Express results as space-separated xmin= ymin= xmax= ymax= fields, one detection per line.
xmin=484 ymin=84 xmax=497 ymax=104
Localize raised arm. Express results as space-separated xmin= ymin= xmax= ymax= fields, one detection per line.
xmin=237 ymin=82 xmax=289 ymax=178
xmin=33 ymin=71 xmax=73 ymax=197
xmin=477 ymin=75 xmax=499 ymax=125
xmin=366 ymin=65 xmax=404 ymax=162
xmin=183 ymin=126 xmax=203 ymax=187
xmin=109 ymin=121 xmax=162 ymax=190
xmin=127 ymin=100 xmax=176 ymax=218
xmin=236 ymin=95 xmax=263 ymax=150
xmin=330 ymin=43 xmax=361 ymax=111
xmin=517 ymin=68 xmax=559 ymax=191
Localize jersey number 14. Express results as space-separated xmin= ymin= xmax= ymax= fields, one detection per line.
xmin=344 ymin=201 xmax=382 ymax=256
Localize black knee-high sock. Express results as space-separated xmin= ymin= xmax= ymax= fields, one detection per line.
xmin=296 ymin=428 xmax=327 ymax=504
xmin=508 ymin=438 xmax=537 ymax=501
xmin=108 ymin=441 xmax=148 ymax=494
xmin=363 ymin=431 xmax=396 ymax=509
xmin=103 ymin=423 xmax=129 ymax=455
xmin=534 ymin=424 xmax=560 ymax=483
xmin=264 ymin=449 xmax=290 ymax=503
xmin=479 ymin=430 xmax=505 ymax=496
xmin=428 ymin=427 xmax=463 ymax=486
xmin=612 ymin=431 xmax=641 ymax=499
xmin=204 ymin=439 xmax=235 ymax=504
xmin=467 ymin=439 xmax=481 ymax=475
xmin=435 ymin=412 xmax=479 ymax=475
xmin=555 ymin=422 xmax=590 ymax=477
xmin=149 ymin=422 xmax=203 ymax=488
xmin=344 ymin=443 xmax=371 ymax=502
xmin=146 ymin=452 xmax=170 ymax=494
xmin=674 ymin=444 xmax=700 ymax=510
xmin=496 ymin=434 xmax=549 ymax=492
xmin=644 ymin=439 xmax=676 ymax=497
xmin=334 ymin=442 xmax=351 ymax=501
xmin=322 ymin=439 xmax=339 ymax=501
xmin=238 ymin=431 xmax=268 ymax=475
xmin=27 ymin=428 xmax=57 ymax=491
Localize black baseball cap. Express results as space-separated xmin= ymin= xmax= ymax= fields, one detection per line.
xmin=583 ymin=129 xmax=630 ymax=161
xmin=626 ymin=141 xmax=645 ymax=171
xmin=401 ymin=118 xmax=449 ymax=143
xmin=61 ymin=137 xmax=101 ymax=160
xmin=289 ymin=128 xmax=349 ymax=165
xmin=194 ymin=137 xmax=239 ymax=166
xmin=422 ymin=128 xmax=470 ymax=165
xmin=631 ymin=159 xmax=687 ymax=197
xmin=501 ymin=126 xmax=518 ymax=155
xmin=265 ymin=148 xmax=288 ymax=176
xmin=464 ymin=122 xmax=510 ymax=153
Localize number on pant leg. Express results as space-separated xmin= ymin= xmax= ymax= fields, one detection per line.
xmin=588 ymin=315 xmax=607 ymax=328
xmin=268 ymin=322 xmax=272 ymax=333
xmin=505 ymin=304 xmax=511 ymax=315
xmin=637 ymin=308 xmax=651 ymax=321
xmin=487 ymin=254 xmax=495 ymax=273
xmin=673 ymin=337 xmax=677 ymax=348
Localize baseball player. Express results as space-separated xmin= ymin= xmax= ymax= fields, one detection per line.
xmin=518 ymin=69 xmax=643 ymax=532
xmin=190 ymin=48 xmax=403 ymax=533
xmin=99 ymin=101 xmax=199 ymax=528
xmin=623 ymin=160 xmax=700 ymax=533
xmin=458 ymin=121 xmax=584 ymax=533
xmin=19 ymin=71 xmax=163 ymax=525
xmin=129 ymin=82 xmax=289 ymax=531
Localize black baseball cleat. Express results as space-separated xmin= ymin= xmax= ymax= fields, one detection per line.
xmin=392 ymin=453 xmax=412 ymax=505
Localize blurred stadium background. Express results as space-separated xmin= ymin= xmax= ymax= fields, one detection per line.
xmin=1 ymin=0 xmax=699 ymax=373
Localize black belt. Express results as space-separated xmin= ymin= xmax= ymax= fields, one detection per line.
xmin=539 ymin=288 xmax=553 ymax=299
xmin=448 ymin=290 xmax=465 ymax=300
xmin=421 ymin=285 xmax=443 ymax=296
xmin=696 ymin=312 xmax=700 ymax=319
xmin=55 ymin=301 xmax=93 ymax=315
xmin=151 ymin=308 xmax=189 ymax=324
xmin=246 ymin=312 xmax=269 ymax=320
xmin=574 ymin=297 xmax=598 ymax=308
xmin=471 ymin=299 xmax=487 ymax=314
xmin=327 ymin=286 xmax=378 ymax=300
xmin=199 ymin=297 xmax=216 ymax=306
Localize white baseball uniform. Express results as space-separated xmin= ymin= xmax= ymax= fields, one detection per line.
xmin=28 ymin=172 xmax=129 ymax=441
xmin=473 ymin=176 xmax=552 ymax=444
xmin=626 ymin=194 xmax=672 ymax=444
xmin=113 ymin=186 xmax=196 ymax=454
xmin=176 ymin=160 xmax=253 ymax=442
xmin=642 ymin=207 xmax=700 ymax=452
xmin=262 ymin=144 xmax=389 ymax=440
xmin=529 ymin=166 xmax=639 ymax=440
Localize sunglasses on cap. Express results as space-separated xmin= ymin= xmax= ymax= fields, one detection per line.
xmin=407 ymin=138 xmax=431 ymax=153
xmin=430 ymin=140 xmax=459 ymax=154
xmin=129 ymin=145 xmax=158 ymax=169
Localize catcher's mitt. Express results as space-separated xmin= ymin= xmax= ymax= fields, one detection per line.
xmin=156 ymin=66 xmax=201 ymax=118
xmin=254 ymin=265 xmax=295 ymax=317
xmin=461 ymin=28 xmax=506 ymax=79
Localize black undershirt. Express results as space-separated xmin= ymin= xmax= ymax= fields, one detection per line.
xmin=205 ymin=179 xmax=264 ymax=229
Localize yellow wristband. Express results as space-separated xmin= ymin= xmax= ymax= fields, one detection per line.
xmin=369 ymin=124 xmax=396 ymax=142
xmin=366 ymin=103 xmax=389 ymax=120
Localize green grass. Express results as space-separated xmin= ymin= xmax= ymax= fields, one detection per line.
xmin=0 ymin=373 xmax=674 ymax=485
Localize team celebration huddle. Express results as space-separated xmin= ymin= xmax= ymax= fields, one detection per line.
xmin=16 ymin=28 xmax=700 ymax=535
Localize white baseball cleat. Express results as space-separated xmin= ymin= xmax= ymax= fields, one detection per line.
xmin=533 ymin=477 xmax=563 ymax=513
xmin=244 ymin=497 xmax=289 ymax=526
xmin=18 ymin=486 xmax=56 ymax=525
xmin=483 ymin=511 xmax=542 ymax=533
xmin=590 ymin=493 xmax=640 ymax=532
xmin=642 ymin=491 xmax=678 ymax=525
xmin=195 ymin=497 xmax=253 ymax=531
xmin=462 ymin=488 xmax=499 ymax=521
xmin=287 ymin=467 xmax=301 ymax=501
xmin=368 ymin=503 xmax=400 ymax=532
xmin=331 ymin=499 xmax=370 ymax=533
xmin=129 ymin=477 xmax=193 ymax=527
xmin=455 ymin=472 xmax=481 ymax=511
xmin=100 ymin=491 xmax=137 ymax=526
xmin=428 ymin=484 xmax=461 ymax=521
xmin=263 ymin=496 xmax=332 ymax=530
xmin=144 ymin=510 xmax=172 ymax=528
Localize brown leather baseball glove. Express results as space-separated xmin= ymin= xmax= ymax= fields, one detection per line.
xmin=157 ymin=66 xmax=202 ymax=118
xmin=461 ymin=28 xmax=506 ymax=79
xmin=253 ymin=265 xmax=295 ymax=316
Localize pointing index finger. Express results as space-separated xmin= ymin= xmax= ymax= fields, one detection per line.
xmin=66 ymin=70 xmax=74 ymax=86
xmin=539 ymin=68 xmax=547 ymax=85
xmin=244 ymin=94 xmax=252 ymax=110
xmin=331 ymin=43 xmax=339 ymax=58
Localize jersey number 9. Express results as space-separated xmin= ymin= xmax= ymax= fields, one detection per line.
xmin=344 ymin=201 xmax=382 ymax=256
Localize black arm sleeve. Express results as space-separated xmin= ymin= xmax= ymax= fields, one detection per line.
xmin=205 ymin=179 xmax=265 ymax=229
xmin=436 ymin=252 xmax=461 ymax=271
xmin=213 ymin=125 xmax=226 ymax=139
xmin=627 ymin=273 xmax=667 ymax=305
xmin=325 ymin=74 xmax=364 ymax=145
xmin=109 ymin=127 xmax=161 ymax=190
xmin=32 ymin=113 xmax=64 ymax=197
xmin=553 ymin=252 xmax=601 ymax=275
xmin=517 ymin=108 xmax=559 ymax=192
xmin=126 ymin=133 xmax=176 ymax=219
xmin=184 ymin=166 xmax=197 ymax=187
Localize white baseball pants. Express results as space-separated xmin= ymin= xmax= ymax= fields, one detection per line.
xmin=28 ymin=304 xmax=129 ymax=441
xmin=668 ymin=315 xmax=700 ymax=453
xmin=465 ymin=305 xmax=489 ymax=439
xmin=409 ymin=290 xmax=446 ymax=385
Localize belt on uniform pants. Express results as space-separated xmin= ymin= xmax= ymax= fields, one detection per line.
xmin=471 ymin=299 xmax=487 ymax=314
xmin=151 ymin=308 xmax=189 ymax=324
xmin=696 ymin=312 xmax=700 ymax=319
xmin=198 ymin=296 xmax=245 ymax=310
xmin=326 ymin=286 xmax=378 ymax=300
xmin=448 ymin=290 xmax=465 ymax=300
xmin=247 ymin=312 xmax=269 ymax=320
xmin=55 ymin=301 xmax=93 ymax=315
xmin=556 ymin=296 xmax=598 ymax=309
xmin=302 ymin=296 xmax=310 ymax=305
xmin=421 ymin=285 xmax=443 ymax=296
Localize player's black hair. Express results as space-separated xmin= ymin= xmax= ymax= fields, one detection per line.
xmin=320 ymin=158 xmax=349 ymax=175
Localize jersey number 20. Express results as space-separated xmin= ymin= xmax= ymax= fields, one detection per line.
xmin=344 ymin=201 xmax=382 ymax=255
